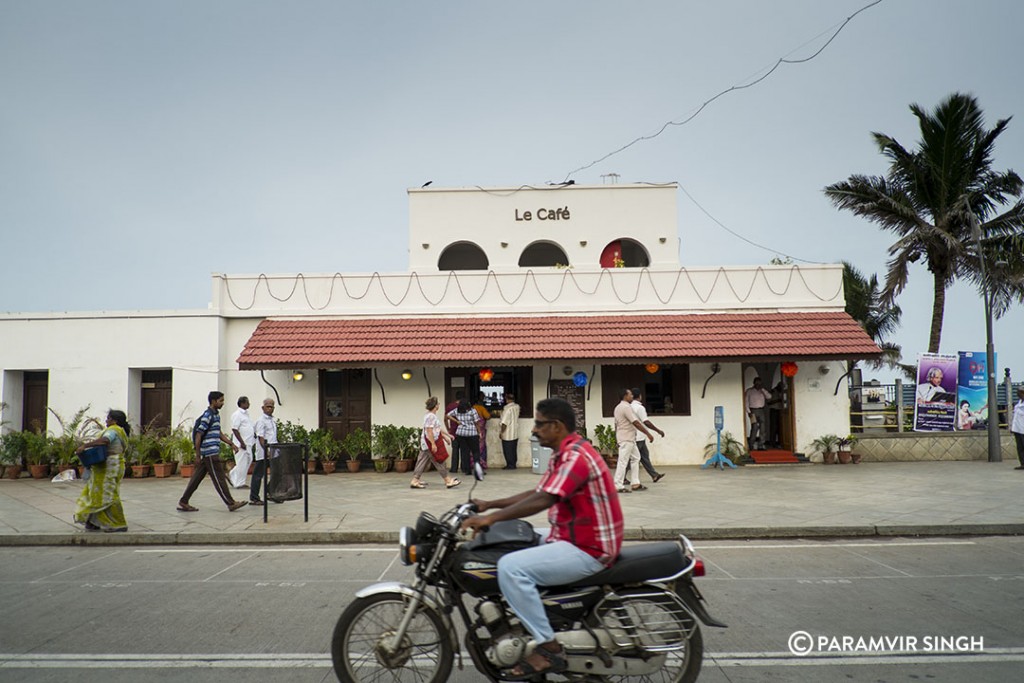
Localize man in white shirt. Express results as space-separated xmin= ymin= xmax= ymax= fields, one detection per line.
xmin=629 ymin=388 xmax=665 ymax=484
xmin=613 ymin=388 xmax=654 ymax=493
xmin=745 ymin=378 xmax=772 ymax=451
xmin=249 ymin=398 xmax=278 ymax=505
xmin=1012 ymin=387 xmax=1024 ymax=470
xmin=499 ymin=393 xmax=521 ymax=469
xmin=228 ymin=396 xmax=255 ymax=488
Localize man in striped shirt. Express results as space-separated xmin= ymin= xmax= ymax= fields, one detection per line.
xmin=177 ymin=391 xmax=247 ymax=513
xmin=463 ymin=397 xmax=623 ymax=679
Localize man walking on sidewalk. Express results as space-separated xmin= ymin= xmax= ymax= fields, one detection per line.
xmin=228 ymin=396 xmax=254 ymax=489
xmin=178 ymin=391 xmax=247 ymax=513
xmin=613 ymin=388 xmax=654 ymax=493
xmin=250 ymin=398 xmax=278 ymax=505
xmin=630 ymin=388 xmax=665 ymax=484
xmin=1012 ymin=387 xmax=1024 ymax=470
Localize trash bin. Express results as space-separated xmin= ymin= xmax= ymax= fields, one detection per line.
xmin=530 ymin=435 xmax=552 ymax=474
xmin=267 ymin=443 xmax=305 ymax=502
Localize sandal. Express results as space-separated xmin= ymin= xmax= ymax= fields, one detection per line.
xmin=504 ymin=642 xmax=567 ymax=680
xmin=631 ymin=485 xmax=648 ymax=491
xmin=410 ymin=480 xmax=428 ymax=489
xmin=176 ymin=503 xmax=199 ymax=512
xmin=445 ymin=478 xmax=461 ymax=489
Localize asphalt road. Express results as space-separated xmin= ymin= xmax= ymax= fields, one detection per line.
xmin=1 ymin=537 xmax=1023 ymax=683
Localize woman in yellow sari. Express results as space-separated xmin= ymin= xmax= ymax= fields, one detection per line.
xmin=74 ymin=409 xmax=130 ymax=532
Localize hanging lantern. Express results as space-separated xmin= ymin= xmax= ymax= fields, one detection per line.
xmin=781 ymin=362 xmax=799 ymax=378
xmin=645 ymin=363 xmax=660 ymax=374
xmin=478 ymin=368 xmax=494 ymax=382
xmin=572 ymin=371 xmax=588 ymax=387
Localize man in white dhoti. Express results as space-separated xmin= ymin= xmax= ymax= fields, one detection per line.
xmin=228 ymin=396 xmax=255 ymax=488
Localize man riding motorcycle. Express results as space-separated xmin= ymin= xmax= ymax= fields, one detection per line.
xmin=462 ymin=397 xmax=624 ymax=679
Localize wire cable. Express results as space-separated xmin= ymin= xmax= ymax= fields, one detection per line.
xmin=562 ymin=0 xmax=885 ymax=181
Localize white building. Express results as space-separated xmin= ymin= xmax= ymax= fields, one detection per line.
xmin=0 ymin=183 xmax=879 ymax=464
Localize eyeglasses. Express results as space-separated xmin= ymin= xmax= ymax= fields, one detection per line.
xmin=533 ymin=419 xmax=559 ymax=429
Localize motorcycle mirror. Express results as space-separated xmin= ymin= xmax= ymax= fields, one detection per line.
xmin=467 ymin=461 xmax=485 ymax=502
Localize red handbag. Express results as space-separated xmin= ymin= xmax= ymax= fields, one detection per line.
xmin=432 ymin=439 xmax=449 ymax=463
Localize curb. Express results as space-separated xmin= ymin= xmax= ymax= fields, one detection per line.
xmin=4 ymin=524 xmax=1023 ymax=547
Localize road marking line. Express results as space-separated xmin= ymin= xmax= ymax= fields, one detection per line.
xmin=699 ymin=541 xmax=977 ymax=550
xmin=134 ymin=547 xmax=397 ymax=553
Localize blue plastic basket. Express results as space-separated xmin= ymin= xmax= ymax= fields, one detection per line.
xmin=78 ymin=445 xmax=108 ymax=468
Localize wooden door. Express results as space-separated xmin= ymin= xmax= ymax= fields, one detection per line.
xmin=141 ymin=370 xmax=172 ymax=433
xmin=320 ymin=369 xmax=371 ymax=444
xmin=22 ymin=371 xmax=48 ymax=432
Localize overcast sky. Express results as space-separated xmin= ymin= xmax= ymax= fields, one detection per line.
xmin=2 ymin=0 xmax=1022 ymax=384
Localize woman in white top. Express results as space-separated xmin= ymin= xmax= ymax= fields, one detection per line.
xmin=410 ymin=396 xmax=461 ymax=489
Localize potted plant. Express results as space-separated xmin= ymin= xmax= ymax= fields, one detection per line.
xmin=309 ymin=428 xmax=341 ymax=474
xmin=48 ymin=406 xmax=102 ymax=473
xmin=839 ymin=434 xmax=860 ymax=464
xmin=393 ymin=426 xmax=419 ymax=473
xmin=342 ymin=427 xmax=370 ymax=473
xmin=810 ymin=434 xmax=842 ymax=465
xmin=152 ymin=433 xmax=179 ymax=477
xmin=0 ymin=431 xmax=26 ymax=479
xmin=592 ymin=424 xmax=618 ymax=469
xmin=23 ymin=430 xmax=55 ymax=479
xmin=277 ymin=420 xmax=315 ymax=473
xmin=371 ymin=424 xmax=401 ymax=473
xmin=170 ymin=427 xmax=197 ymax=478
xmin=702 ymin=430 xmax=748 ymax=465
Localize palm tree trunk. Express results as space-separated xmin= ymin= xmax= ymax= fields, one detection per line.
xmin=927 ymin=273 xmax=946 ymax=353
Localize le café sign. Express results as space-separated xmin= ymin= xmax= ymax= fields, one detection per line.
xmin=515 ymin=206 xmax=570 ymax=222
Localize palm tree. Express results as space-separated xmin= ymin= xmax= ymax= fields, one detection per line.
xmin=825 ymin=93 xmax=1024 ymax=353
xmin=842 ymin=261 xmax=902 ymax=371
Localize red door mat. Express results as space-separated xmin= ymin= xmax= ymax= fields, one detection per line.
xmin=748 ymin=450 xmax=801 ymax=464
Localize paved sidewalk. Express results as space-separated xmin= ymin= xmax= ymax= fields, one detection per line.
xmin=1 ymin=460 xmax=1022 ymax=546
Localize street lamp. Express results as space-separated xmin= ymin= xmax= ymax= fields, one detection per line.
xmin=968 ymin=207 xmax=1002 ymax=462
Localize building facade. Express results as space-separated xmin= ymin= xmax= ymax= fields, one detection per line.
xmin=1 ymin=183 xmax=879 ymax=464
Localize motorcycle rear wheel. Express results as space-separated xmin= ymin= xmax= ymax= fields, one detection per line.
xmin=599 ymin=593 xmax=703 ymax=683
xmin=332 ymin=592 xmax=453 ymax=683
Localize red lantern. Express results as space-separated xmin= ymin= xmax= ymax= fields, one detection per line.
xmin=478 ymin=368 xmax=494 ymax=382
xmin=781 ymin=362 xmax=798 ymax=378
xmin=645 ymin=363 xmax=660 ymax=374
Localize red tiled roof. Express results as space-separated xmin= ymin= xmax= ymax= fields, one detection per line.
xmin=236 ymin=313 xmax=882 ymax=368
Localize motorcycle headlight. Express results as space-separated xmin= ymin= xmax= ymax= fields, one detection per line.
xmin=399 ymin=526 xmax=417 ymax=566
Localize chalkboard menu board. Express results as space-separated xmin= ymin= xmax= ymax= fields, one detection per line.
xmin=549 ymin=380 xmax=586 ymax=431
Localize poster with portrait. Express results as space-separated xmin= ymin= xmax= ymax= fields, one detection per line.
xmin=955 ymin=351 xmax=994 ymax=431
xmin=913 ymin=353 xmax=958 ymax=432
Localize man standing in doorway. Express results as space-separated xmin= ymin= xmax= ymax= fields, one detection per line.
xmin=745 ymin=377 xmax=772 ymax=451
xmin=250 ymin=398 xmax=277 ymax=505
xmin=177 ymin=391 xmax=246 ymax=513
xmin=630 ymin=388 xmax=665 ymax=484
xmin=499 ymin=392 xmax=521 ymax=469
xmin=228 ymin=396 xmax=254 ymax=489
xmin=613 ymin=388 xmax=654 ymax=493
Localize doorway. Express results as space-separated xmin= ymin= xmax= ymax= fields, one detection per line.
xmin=741 ymin=363 xmax=794 ymax=451
xmin=320 ymin=369 xmax=371 ymax=445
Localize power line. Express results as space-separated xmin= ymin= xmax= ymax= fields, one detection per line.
xmin=562 ymin=0 xmax=885 ymax=181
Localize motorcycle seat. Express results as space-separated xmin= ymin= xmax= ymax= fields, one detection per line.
xmin=549 ymin=541 xmax=687 ymax=589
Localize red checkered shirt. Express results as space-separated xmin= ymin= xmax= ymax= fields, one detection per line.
xmin=536 ymin=432 xmax=623 ymax=566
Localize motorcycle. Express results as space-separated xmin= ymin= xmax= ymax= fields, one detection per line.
xmin=331 ymin=469 xmax=725 ymax=683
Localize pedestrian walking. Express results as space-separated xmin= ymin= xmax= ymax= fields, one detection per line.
xmin=630 ymin=388 xmax=665 ymax=483
xmin=613 ymin=388 xmax=654 ymax=493
xmin=228 ymin=396 xmax=254 ymax=488
xmin=73 ymin=409 xmax=130 ymax=532
xmin=409 ymin=396 xmax=461 ymax=489
xmin=1012 ymin=387 xmax=1024 ymax=470
xmin=177 ymin=391 xmax=247 ymax=512
xmin=447 ymin=398 xmax=482 ymax=475
xmin=249 ymin=398 xmax=277 ymax=505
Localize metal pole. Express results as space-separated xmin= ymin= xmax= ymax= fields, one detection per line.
xmin=969 ymin=205 xmax=1001 ymax=462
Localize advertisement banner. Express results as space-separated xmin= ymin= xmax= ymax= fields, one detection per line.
xmin=914 ymin=353 xmax=958 ymax=432
xmin=956 ymin=351 xmax=994 ymax=431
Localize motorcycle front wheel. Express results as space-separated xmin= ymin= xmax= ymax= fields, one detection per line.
xmin=332 ymin=591 xmax=454 ymax=683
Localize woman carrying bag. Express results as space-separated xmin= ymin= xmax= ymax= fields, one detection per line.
xmin=410 ymin=396 xmax=460 ymax=490
xmin=73 ymin=409 xmax=130 ymax=532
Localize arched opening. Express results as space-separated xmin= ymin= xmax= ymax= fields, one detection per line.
xmin=437 ymin=241 xmax=489 ymax=271
xmin=599 ymin=238 xmax=650 ymax=268
xmin=518 ymin=240 xmax=569 ymax=268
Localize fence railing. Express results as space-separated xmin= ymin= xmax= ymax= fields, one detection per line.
xmin=849 ymin=380 xmax=1021 ymax=434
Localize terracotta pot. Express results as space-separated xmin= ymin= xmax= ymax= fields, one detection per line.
xmin=180 ymin=464 xmax=196 ymax=478
xmin=346 ymin=460 xmax=361 ymax=473
xmin=838 ymin=451 xmax=852 ymax=465
xmin=131 ymin=464 xmax=151 ymax=478
xmin=373 ymin=459 xmax=391 ymax=473
xmin=306 ymin=459 xmax=318 ymax=474
xmin=823 ymin=452 xmax=836 ymax=465
xmin=152 ymin=462 xmax=175 ymax=478
xmin=393 ymin=459 xmax=413 ymax=474
xmin=5 ymin=465 xmax=22 ymax=480
xmin=321 ymin=461 xmax=337 ymax=475
xmin=29 ymin=464 xmax=50 ymax=479
xmin=850 ymin=453 xmax=863 ymax=465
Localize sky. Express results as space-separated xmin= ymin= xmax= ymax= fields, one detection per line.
xmin=1 ymin=0 xmax=1022 ymax=384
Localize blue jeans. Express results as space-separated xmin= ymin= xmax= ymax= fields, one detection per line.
xmin=497 ymin=532 xmax=605 ymax=643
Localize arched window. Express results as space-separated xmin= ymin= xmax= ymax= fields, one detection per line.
xmin=518 ymin=240 xmax=569 ymax=268
xmin=599 ymin=238 xmax=650 ymax=268
xmin=437 ymin=241 xmax=489 ymax=271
